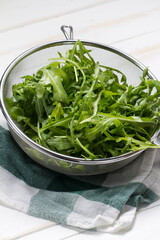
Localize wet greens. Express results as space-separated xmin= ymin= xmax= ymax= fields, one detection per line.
xmin=6 ymin=40 xmax=160 ymax=159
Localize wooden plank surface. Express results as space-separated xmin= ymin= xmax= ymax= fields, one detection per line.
xmin=0 ymin=0 xmax=160 ymax=78
xmin=0 ymin=0 xmax=108 ymax=32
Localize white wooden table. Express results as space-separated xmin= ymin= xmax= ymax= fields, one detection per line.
xmin=1 ymin=0 xmax=160 ymax=239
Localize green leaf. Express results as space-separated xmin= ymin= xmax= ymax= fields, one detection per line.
xmin=40 ymin=68 xmax=69 ymax=104
xmin=36 ymin=83 xmax=45 ymax=99
xmin=50 ymin=101 xmax=64 ymax=121
xmin=47 ymin=136 xmax=73 ymax=151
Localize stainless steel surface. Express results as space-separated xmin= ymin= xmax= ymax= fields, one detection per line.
xmin=0 ymin=26 xmax=158 ymax=175
xmin=61 ymin=25 xmax=73 ymax=40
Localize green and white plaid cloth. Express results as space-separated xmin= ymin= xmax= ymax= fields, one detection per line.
xmin=0 ymin=125 xmax=160 ymax=233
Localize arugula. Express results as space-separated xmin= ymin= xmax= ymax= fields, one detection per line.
xmin=6 ymin=40 xmax=160 ymax=159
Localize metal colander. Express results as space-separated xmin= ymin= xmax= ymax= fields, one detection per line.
xmin=0 ymin=25 xmax=159 ymax=175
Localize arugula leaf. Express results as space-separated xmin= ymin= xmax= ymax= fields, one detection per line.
xmin=47 ymin=136 xmax=73 ymax=151
xmin=6 ymin=40 xmax=160 ymax=159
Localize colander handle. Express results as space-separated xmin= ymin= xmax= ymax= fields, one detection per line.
xmin=61 ymin=25 xmax=73 ymax=40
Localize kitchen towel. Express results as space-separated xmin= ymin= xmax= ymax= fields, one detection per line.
xmin=0 ymin=125 xmax=160 ymax=233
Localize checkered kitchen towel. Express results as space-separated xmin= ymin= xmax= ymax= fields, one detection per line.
xmin=0 ymin=125 xmax=160 ymax=233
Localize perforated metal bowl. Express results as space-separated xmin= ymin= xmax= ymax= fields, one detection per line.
xmin=0 ymin=25 xmax=159 ymax=175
